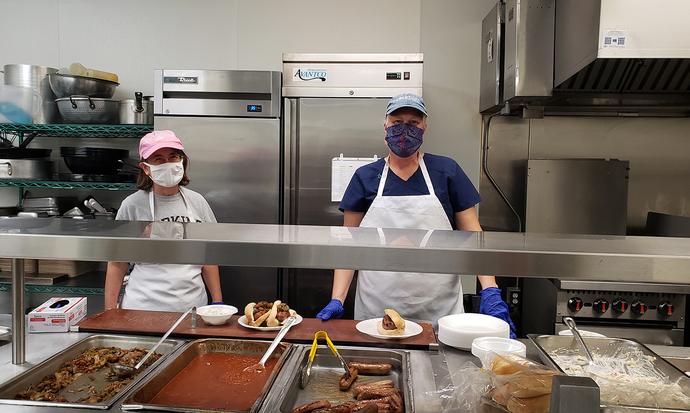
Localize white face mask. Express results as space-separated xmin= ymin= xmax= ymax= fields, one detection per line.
xmin=144 ymin=161 xmax=184 ymax=188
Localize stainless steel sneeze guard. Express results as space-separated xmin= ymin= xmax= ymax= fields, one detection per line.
xmin=2 ymin=219 xmax=690 ymax=281
xmin=3 ymin=218 xmax=690 ymax=365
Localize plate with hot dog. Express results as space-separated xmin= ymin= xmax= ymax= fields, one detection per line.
xmin=355 ymin=308 xmax=423 ymax=340
xmin=238 ymin=300 xmax=303 ymax=331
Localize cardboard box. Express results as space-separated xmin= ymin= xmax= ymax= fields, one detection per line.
xmin=28 ymin=297 xmax=87 ymax=333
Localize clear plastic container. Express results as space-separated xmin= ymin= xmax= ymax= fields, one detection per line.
xmin=0 ymin=85 xmax=37 ymax=123
xmin=471 ymin=337 xmax=527 ymax=367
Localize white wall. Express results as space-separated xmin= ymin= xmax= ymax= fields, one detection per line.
xmin=1 ymin=0 xmax=422 ymax=98
xmin=1 ymin=0 xmax=491 ymax=206
xmin=421 ymin=0 xmax=495 ymax=185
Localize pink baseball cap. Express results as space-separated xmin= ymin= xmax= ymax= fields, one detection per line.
xmin=139 ymin=130 xmax=185 ymax=159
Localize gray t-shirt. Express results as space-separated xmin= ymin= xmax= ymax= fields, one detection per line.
xmin=116 ymin=188 xmax=217 ymax=223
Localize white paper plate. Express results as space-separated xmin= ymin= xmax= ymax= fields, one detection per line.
xmin=237 ymin=314 xmax=303 ymax=331
xmin=355 ymin=318 xmax=423 ymax=340
xmin=437 ymin=313 xmax=510 ymax=350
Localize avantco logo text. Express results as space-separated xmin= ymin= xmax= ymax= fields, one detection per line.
xmin=294 ymin=69 xmax=327 ymax=82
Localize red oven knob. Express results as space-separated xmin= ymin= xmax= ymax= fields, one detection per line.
xmin=631 ymin=300 xmax=647 ymax=316
xmin=612 ymin=298 xmax=628 ymax=314
xmin=592 ymin=298 xmax=609 ymax=314
xmin=567 ymin=297 xmax=583 ymax=313
xmin=658 ymin=302 xmax=674 ymax=317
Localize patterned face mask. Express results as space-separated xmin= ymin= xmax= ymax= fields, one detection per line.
xmin=385 ymin=123 xmax=424 ymax=158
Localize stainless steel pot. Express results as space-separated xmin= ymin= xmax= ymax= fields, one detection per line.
xmin=1 ymin=64 xmax=59 ymax=123
xmin=119 ymin=92 xmax=153 ymax=124
xmin=48 ymin=73 xmax=118 ymax=99
xmin=0 ymin=158 xmax=53 ymax=180
xmin=55 ymin=96 xmax=119 ymax=124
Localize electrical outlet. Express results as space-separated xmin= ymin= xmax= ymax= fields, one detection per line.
xmin=506 ymin=286 xmax=521 ymax=311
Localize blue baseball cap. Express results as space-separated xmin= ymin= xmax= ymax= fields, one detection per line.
xmin=385 ymin=93 xmax=428 ymax=117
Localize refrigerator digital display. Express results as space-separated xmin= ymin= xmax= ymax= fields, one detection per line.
xmin=247 ymin=104 xmax=263 ymax=112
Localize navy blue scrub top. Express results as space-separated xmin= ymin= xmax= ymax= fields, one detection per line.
xmin=339 ymin=153 xmax=481 ymax=230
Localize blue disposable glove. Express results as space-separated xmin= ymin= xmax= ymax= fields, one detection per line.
xmin=316 ymin=299 xmax=345 ymax=321
xmin=480 ymin=287 xmax=517 ymax=339
xmin=210 ymin=301 xmax=225 ymax=305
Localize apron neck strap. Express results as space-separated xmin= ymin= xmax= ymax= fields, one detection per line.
xmin=417 ymin=154 xmax=435 ymax=196
xmin=378 ymin=153 xmax=435 ymax=197
xmin=148 ymin=187 xmax=192 ymax=221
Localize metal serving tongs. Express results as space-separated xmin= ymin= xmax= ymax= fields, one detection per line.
xmin=299 ymin=330 xmax=350 ymax=389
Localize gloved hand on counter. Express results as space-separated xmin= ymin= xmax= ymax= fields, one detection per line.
xmin=480 ymin=287 xmax=517 ymax=339
xmin=316 ymin=299 xmax=345 ymax=320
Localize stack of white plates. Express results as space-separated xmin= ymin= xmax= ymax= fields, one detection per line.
xmin=437 ymin=313 xmax=510 ymax=350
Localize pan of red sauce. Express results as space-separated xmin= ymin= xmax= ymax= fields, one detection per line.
xmin=123 ymin=339 xmax=293 ymax=412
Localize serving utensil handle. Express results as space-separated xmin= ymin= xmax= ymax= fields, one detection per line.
xmin=259 ymin=315 xmax=296 ymax=366
xmin=563 ymin=316 xmax=594 ymax=362
xmin=135 ymin=307 xmax=192 ymax=370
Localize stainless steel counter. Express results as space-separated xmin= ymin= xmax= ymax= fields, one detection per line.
xmin=0 ymin=331 xmax=500 ymax=413
xmin=2 ymin=218 xmax=690 ymax=281
xmin=1 ymin=331 xmax=690 ymax=412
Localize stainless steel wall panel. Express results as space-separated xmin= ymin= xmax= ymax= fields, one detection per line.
xmin=479 ymin=116 xmax=690 ymax=234
xmin=526 ymin=159 xmax=629 ymax=235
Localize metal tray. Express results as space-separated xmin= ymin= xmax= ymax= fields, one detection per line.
xmin=0 ymin=334 xmax=184 ymax=410
xmin=529 ymin=334 xmax=690 ymax=412
xmin=122 ymin=338 xmax=293 ymax=413
xmin=261 ymin=345 xmax=414 ymax=413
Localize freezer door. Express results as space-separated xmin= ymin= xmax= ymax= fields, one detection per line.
xmin=154 ymin=116 xmax=280 ymax=224
xmin=154 ymin=116 xmax=281 ymax=304
xmin=286 ymin=97 xmax=388 ymax=226
xmin=284 ymin=98 xmax=388 ymax=317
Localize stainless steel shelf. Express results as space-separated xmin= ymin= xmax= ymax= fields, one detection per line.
xmin=1 ymin=218 xmax=690 ymax=283
xmin=0 ymin=123 xmax=152 ymax=138
xmin=0 ymin=180 xmax=136 ymax=190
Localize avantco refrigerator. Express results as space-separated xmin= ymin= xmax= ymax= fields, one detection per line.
xmin=282 ymin=53 xmax=423 ymax=317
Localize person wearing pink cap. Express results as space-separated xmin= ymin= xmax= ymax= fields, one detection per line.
xmin=104 ymin=130 xmax=223 ymax=312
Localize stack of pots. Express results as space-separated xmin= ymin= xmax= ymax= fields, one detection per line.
xmin=1 ymin=64 xmax=59 ymax=124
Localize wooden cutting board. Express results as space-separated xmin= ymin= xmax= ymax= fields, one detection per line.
xmin=78 ymin=309 xmax=438 ymax=350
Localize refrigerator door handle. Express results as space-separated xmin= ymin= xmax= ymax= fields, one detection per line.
xmin=283 ymin=98 xmax=300 ymax=225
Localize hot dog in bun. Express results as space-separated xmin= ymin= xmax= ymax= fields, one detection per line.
xmin=244 ymin=300 xmax=297 ymax=327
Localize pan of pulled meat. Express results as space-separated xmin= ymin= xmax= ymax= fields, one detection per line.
xmin=0 ymin=334 xmax=184 ymax=409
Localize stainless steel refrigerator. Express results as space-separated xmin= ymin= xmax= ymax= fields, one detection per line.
xmin=153 ymin=69 xmax=282 ymax=305
xmin=282 ymin=53 xmax=423 ymax=317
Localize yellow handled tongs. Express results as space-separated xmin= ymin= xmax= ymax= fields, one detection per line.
xmin=299 ymin=330 xmax=350 ymax=388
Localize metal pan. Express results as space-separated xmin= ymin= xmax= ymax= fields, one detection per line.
xmin=0 ymin=334 xmax=184 ymax=410
xmin=529 ymin=334 xmax=690 ymax=412
xmin=122 ymin=338 xmax=293 ymax=413
xmin=261 ymin=345 xmax=414 ymax=413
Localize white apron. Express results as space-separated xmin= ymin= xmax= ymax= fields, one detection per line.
xmin=121 ymin=187 xmax=207 ymax=312
xmin=354 ymin=154 xmax=464 ymax=324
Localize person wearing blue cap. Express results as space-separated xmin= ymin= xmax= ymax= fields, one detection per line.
xmin=316 ymin=93 xmax=516 ymax=338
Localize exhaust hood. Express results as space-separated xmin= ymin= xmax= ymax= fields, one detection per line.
xmin=479 ymin=0 xmax=690 ymax=114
